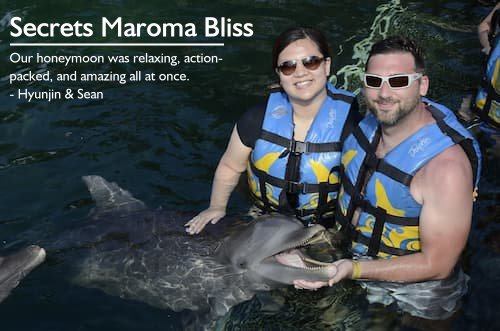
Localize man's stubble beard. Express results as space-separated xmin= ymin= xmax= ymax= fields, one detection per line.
xmin=368 ymin=93 xmax=421 ymax=127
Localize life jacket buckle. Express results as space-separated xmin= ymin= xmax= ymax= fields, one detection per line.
xmin=286 ymin=181 xmax=305 ymax=194
xmin=295 ymin=209 xmax=316 ymax=226
xmin=290 ymin=140 xmax=308 ymax=154
xmin=299 ymin=217 xmax=314 ymax=227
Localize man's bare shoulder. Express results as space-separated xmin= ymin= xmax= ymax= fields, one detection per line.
xmin=424 ymin=144 xmax=472 ymax=176
xmin=411 ymin=145 xmax=473 ymax=203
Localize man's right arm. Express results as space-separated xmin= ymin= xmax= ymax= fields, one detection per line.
xmin=294 ymin=145 xmax=474 ymax=289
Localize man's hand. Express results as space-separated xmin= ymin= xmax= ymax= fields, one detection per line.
xmin=293 ymin=259 xmax=353 ymax=290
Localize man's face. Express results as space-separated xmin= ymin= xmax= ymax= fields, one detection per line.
xmin=362 ymin=52 xmax=428 ymax=127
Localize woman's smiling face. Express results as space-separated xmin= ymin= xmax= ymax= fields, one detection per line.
xmin=276 ymin=38 xmax=331 ymax=107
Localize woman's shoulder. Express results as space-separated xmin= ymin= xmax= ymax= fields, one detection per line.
xmin=236 ymin=103 xmax=266 ymax=148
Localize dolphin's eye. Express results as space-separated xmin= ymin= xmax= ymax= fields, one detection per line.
xmin=238 ymin=261 xmax=246 ymax=268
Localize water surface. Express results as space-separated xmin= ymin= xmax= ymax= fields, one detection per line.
xmin=0 ymin=1 xmax=498 ymax=330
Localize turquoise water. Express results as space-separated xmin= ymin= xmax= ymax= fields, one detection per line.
xmin=0 ymin=0 xmax=498 ymax=330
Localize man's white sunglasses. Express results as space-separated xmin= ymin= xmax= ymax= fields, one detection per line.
xmin=363 ymin=73 xmax=423 ymax=89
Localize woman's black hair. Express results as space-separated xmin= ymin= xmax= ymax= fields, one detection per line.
xmin=272 ymin=26 xmax=332 ymax=70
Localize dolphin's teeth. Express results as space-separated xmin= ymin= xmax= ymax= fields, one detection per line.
xmin=302 ymin=257 xmax=334 ymax=267
xmin=274 ymin=251 xmax=334 ymax=270
xmin=271 ymin=228 xmax=335 ymax=271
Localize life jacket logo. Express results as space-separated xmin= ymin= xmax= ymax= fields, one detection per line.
xmin=271 ymin=106 xmax=288 ymax=119
xmin=326 ymin=109 xmax=336 ymax=128
xmin=408 ymin=137 xmax=431 ymax=157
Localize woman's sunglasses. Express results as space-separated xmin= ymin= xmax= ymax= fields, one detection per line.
xmin=276 ymin=56 xmax=325 ymax=76
xmin=363 ymin=73 xmax=423 ymax=89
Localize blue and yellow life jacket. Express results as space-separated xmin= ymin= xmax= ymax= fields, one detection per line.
xmin=337 ymin=99 xmax=481 ymax=258
xmin=474 ymin=9 xmax=500 ymax=129
xmin=247 ymin=82 xmax=357 ymax=225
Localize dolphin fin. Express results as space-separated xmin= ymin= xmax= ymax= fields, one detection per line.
xmin=82 ymin=175 xmax=146 ymax=216
xmin=0 ymin=245 xmax=46 ymax=303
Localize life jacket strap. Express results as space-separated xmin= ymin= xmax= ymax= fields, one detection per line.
xmin=260 ymin=130 xmax=342 ymax=153
xmin=365 ymin=206 xmax=386 ymax=256
xmin=357 ymin=199 xmax=419 ymax=226
xmin=257 ymin=170 xmax=272 ymax=213
xmin=363 ymin=154 xmax=413 ymax=186
xmin=429 ymin=105 xmax=482 ymax=185
xmin=251 ymin=192 xmax=335 ymax=226
xmin=348 ymin=199 xmax=419 ymax=256
xmin=250 ymin=162 xmax=339 ymax=194
xmin=352 ymin=230 xmax=417 ymax=256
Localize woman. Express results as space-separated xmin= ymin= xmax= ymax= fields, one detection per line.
xmin=185 ymin=26 xmax=360 ymax=234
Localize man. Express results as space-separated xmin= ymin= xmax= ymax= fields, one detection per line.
xmin=293 ymin=36 xmax=482 ymax=320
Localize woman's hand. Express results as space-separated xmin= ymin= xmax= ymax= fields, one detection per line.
xmin=184 ymin=207 xmax=226 ymax=235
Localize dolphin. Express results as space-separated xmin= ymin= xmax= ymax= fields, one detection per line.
xmin=0 ymin=245 xmax=46 ymax=303
xmin=51 ymin=175 xmax=336 ymax=321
